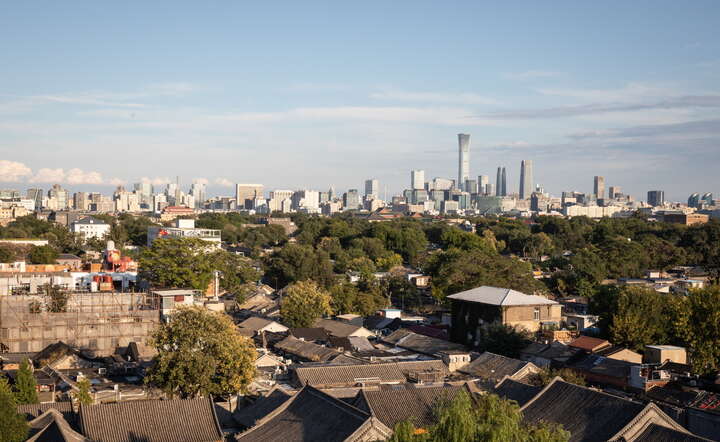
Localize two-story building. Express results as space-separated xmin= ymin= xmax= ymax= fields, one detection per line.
xmin=448 ymin=286 xmax=561 ymax=346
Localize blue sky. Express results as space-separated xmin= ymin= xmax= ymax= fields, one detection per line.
xmin=1 ymin=1 xmax=719 ymax=201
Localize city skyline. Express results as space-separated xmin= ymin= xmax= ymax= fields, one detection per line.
xmin=1 ymin=2 xmax=719 ymax=200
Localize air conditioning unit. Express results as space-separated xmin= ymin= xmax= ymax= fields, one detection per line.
xmin=98 ymin=368 xmax=106 ymax=375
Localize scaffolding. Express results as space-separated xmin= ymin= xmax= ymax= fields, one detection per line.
xmin=0 ymin=292 xmax=160 ymax=356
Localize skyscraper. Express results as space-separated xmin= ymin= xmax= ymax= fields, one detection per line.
xmin=411 ymin=170 xmax=425 ymax=190
xmin=501 ymin=167 xmax=507 ymax=196
xmin=647 ymin=190 xmax=665 ymax=207
xmin=236 ymin=184 xmax=264 ymax=209
xmin=478 ymin=175 xmax=489 ymax=195
xmin=608 ymin=186 xmax=621 ymax=199
xmin=190 ymin=180 xmax=207 ymax=209
xmin=457 ymin=134 xmax=470 ymax=191
xmin=594 ymin=176 xmax=605 ymax=199
xmin=364 ymin=179 xmax=379 ymax=198
xmin=495 ymin=167 xmax=502 ymax=196
xmin=519 ymin=160 xmax=533 ymax=200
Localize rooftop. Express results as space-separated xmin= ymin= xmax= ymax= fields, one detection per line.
xmin=446 ymin=286 xmax=557 ymax=306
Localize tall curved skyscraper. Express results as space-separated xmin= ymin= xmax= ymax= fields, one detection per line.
xmin=458 ymin=134 xmax=470 ymax=191
xmin=520 ymin=160 xmax=533 ymax=199
xmin=496 ymin=167 xmax=502 ymax=196
xmin=501 ymin=167 xmax=507 ymax=196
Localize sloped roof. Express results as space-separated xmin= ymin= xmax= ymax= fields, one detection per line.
xmin=491 ymin=377 xmax=542 ymax=407
xmin=568 ymin=336 xmax=611 ymax=352
xmin=234 ymin=387 xmax=294 ymax=429
xmin=314 ymin=319 xmax=371 ymax=338
xmin=78 ymin=397 xmax=223 ymax=442
xmin=633 ymin=423 xmax=709 ymax=442
xmin=447 ymin=286 xmax=557 ymax=306
xmin=239 ymin=317 xmax=286 ymax=332
xmin=294 ymin=360 xmax=449 ymax=388
xmin=459 ymin=352 xmax=536 ymax=382
xmin=383 ymin=329 xmax=467 ymax=356
xmin=329 ymin=336 xmax=375 ymax=352
xmin=354 ymin=385 xmax=466 ymax=429
xmin=235 ymin=385 xmax=391 ymax=441
xmin=27 ymin=409 xmax=89 ymax=442
xmin=290 ymin=328 xmax=329 ymax=342
xmin=275 ymin=336 xmax=340 ymax=362
xmin=19 ymin=402 xmax=76 ymax=430
xmin=521 ymin=378 xmax=647 ymax=442
xmin=73 ymin=217 xmax=108 ymax=225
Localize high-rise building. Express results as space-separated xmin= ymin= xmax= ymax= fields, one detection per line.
xmin=47 ymin=184 xmax=69 ymax=210
xmin=501 ymin=167 xmax=507 ymax=196
xmin=608 ymin=186 xmax=621 ymax=199
xmin=133 ymin=182 xmax=153 ymax=206
xmin=26 ymin=188 xmax=43 ymax=210
xmin=647 ymin=190 xmax=665 ymax=207
xmin=235 ymin=184 xmax=264 ymax=209
xmin=190 ymin=181 xmax=206 ymax=209
xmin=457 ymin=134 xmax=470 ymax=191
xmin=364 ymin=179 xmax=379 ymax=198
xmin=495 ymin=167 xmax=502 ymax=196
xmin=411 ymin=170 xmax=425 ymax=190
xmin=478 ymin=175 xmax=489 ymax=195
xmin=701 ymin=193 xmax=714 ymax=206
xmin=593 ymin=176 xmax=605 ymax=199
xmin=464 ymin=179 xmax=477 ymax=194
xmin=343 ymin=189 xmax=360 ymax=210
xmin=519 ymin=160 xmax=533 ymax=200
xmin=485 ymin=183 xmax=494 ymax=196
xmin=73 ymin=192 xmax=89 ymax=211
xmin=291 ymin=190 xmax=319 ymax=212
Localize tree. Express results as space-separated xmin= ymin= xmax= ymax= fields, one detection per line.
xmin=139 ymin=237 xmax=217 ymax=290
xmin=27 ymin=245 xmax=58 ymax=264
xmin=672 ymin=286 xmax=720 ymax=374
xmin=265 ymin=244 xmax=336 ymax=289
xmin=146 ymin=307 xmax=257 ymax=398
xmin=529 ymin=367 xmax=586 ymax=387
xmin=0 ymin=376 xmax=28 ymax=442
xmin=387 ymin=391 xmax=568 ymax=442
xmin=609 ymin=287 xmax=673 ymax=351
xmin=476 ymin=323 xmax=532 ymax=359
xmin=74 ymin=377 xmax=94 ymax=406
xmin=40 ymin=284 xmax=69 ymax=313
xmin=13 ymin=359 xmax=37 ymax=405
xmin=280 ymin=280 xmax=333 ymax=328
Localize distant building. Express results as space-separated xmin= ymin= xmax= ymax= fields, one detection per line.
xmin=189 ymin=180 xmax=206 ymax=209
xmin=291 ymin=190 xmax=319 ymax=212
xmin=458 ymin=133 xmax=470 ymax=191
xmin=501 ymin=167 xmax=507 ymax=196
xmin=478 ymin=175 xmax=489 ymax=195
xmin=236 ymin=184 xmax=264 ymax=209
xmin=47 ymin=184 xmax=70 ymax=210
xmin=647 ymin=190 xmax=665 ymax=207
xmin=26 ymin=188 xmax=43 ymax=210
xmin=662 ymin=212 xmax=709 ymax=226
xmin=343 ymin=189 xmax=360 ymax=210
xmin=593 ymin=176 xmax=605 ymax=199
xmin=70 ymin=216 xmax=111 ymax=239
xmin=519 ymin=160 xmax=533 ymax=200
xmin=411 ymin=170 xmax=425 ymax=190
xmin=147 ymin=218 xmax=221 ymax=247
xmin=158 ymin=205 xmax=194 ymax=221
xmin=364 ymin=179 xmax=379 ymax=198
xmin=608 ymin=185 xmax=621 ymax=199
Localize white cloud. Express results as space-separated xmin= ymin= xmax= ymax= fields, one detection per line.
xmin=214 ymin=177 xmax=234 ymax=187
xmin=0 ymin=160 xmax=32 ymax=182
xmin=505 ymin=70 xmax=565 ymax=80
xmin=29 ymin=168 xmax=66 ymax=183
xmin=536 ymin=82 xmax=677 ymax=103
xmin=108 ymin=177 xmax=127 ymax=186
xmin=65 ymin=168 xmax=103 ymax=185
xmin=370 ymin=89 xmax=500 ymax=105
xmin=193 ymin=177 xmax=209 ymax=185
xmin=141 ymin=176 xmax=172 ymax=186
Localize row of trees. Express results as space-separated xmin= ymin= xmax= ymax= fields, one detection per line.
xmin=590 ymin=285 xmax=720 ymax=374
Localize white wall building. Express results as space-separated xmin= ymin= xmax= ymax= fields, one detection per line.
xmin=71 ymin=217 xmax=111 ymax=239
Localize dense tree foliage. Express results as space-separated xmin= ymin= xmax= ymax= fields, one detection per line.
xmin=388 ymin=390 xmax=568 ymax=442
xmin=475 ymin=323 xmax=533 ymax=359
xmin=147 ymin=307 xmax=256 ymax=398
xmin=13 ymin=359 xmax=38 ymax=405
xmin=264 ymin=244 xmax=336 ymax=289
xmin=139 ymin=237 xmax=259 ymax=293
xmin=0 ymin=377 xmax=27 ymax=442
xmin=280 ymin=280 xmax=333 ymax=328
xmin=529 ymin=367 xmax=586 ymax=387
xmin=74 ymin=377 xmax=94 ymax=406
xmin=27 ymin=245 xmax=58 ymax=264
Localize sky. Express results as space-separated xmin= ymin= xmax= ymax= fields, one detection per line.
xmin=1 ymin=1 xmax=719 ymax=201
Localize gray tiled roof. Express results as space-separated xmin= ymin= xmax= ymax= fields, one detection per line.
xmin=521 ymin=378 xmax=646 ymax=442
xmin=235 ymin=385 xmax=391 ymax=441
xmin=18 ymin=402 xmax=76 ymax=428
xmin=294 ymin=360 xmax=448 ymax=388
xmin=383 ymin=329 xmax=467 ymax=356
xmin=354 ymin=385 xmax=466 ymax=429
xmin=275 ymin=336 xmax=340 ymax=362
xmin=447 ymin=286 xmax=557 ymax=306
xmin=314 ymin=319 xmax=370 ymax=338
xmin=27 ymin=409 xmax=89 ymax=442
xmin=234 ymin=388 xmax=294 ymax=429
xmin=490 ymin=378 xmax=541 ymax=407
xmin=459 ymin=352 xmax=535 ymax=382
xmin=633 ymin=424 xmax=710 ymax=442
xmin=78 ymin=397 xmax=223 ymax=442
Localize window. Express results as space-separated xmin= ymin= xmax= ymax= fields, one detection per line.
xmin=533 ymin=308 xmax=540 ymax=320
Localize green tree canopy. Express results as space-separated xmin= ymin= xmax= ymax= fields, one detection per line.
xmin=13 ymin=359 xmax=38 ymax=405
xmin=264 ymin=244 xmax=336 ymax=289
xmin=0 ymin=376 xmax=28 ymax=442
xmin=74 ymin=377 xmax=94 ymax=406
xmin=280 ymin=280 xmax=333 ymax=328
xmin=146 ymin=307 xmax=257 ymax=398
xmin=27 ymin=245 xmax=58 ymax=264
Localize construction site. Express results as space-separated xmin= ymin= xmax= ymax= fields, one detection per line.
xmin=0 ymin=292 xmax=161 ymax=355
